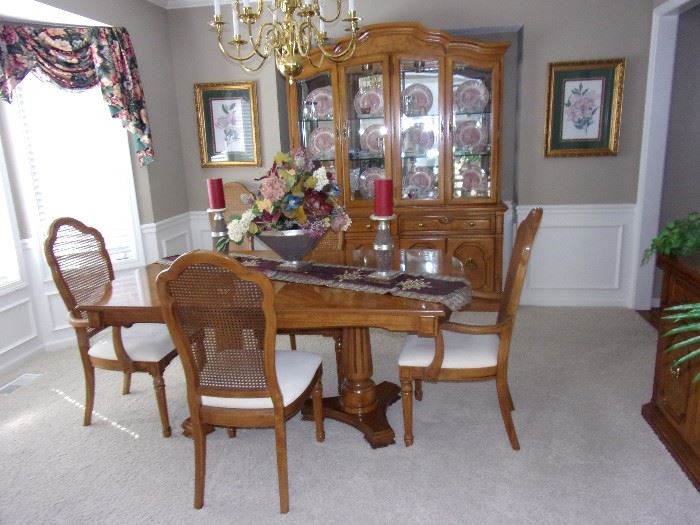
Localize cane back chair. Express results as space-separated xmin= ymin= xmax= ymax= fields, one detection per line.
xmin=44 ymin=217 xmax=177 ymax=436
xmin=398 ymin=208 xmax=543 ymax=449
xmin=156 ymin=251 xmax=325 ymax=513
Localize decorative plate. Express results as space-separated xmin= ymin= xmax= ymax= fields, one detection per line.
xmin=305 ymin=86 xmax=333 ymax=119
xmin=454 ymin=120 xmax=489 ymax=152
xmin=402 ymin=124 xmax=435 ymax=154
xmin=458 ymin=164 xmax=485 ymax=193
xmin=307 ymin=126 xmax=335 ymax=158
xmin=454 ymin=79 xmax=490 ymax=113
xmin=353 ymin=88 xmax=384 ymax=117
xmin=402 ymin=83 xmax=433 ymax=116
xmin=360 ymin=123 xmax=385 ymax=154
xmin=407 ymin=167 xmax=434 ymax=194
xmin=358 ymin=167 xmax=384 ymax=198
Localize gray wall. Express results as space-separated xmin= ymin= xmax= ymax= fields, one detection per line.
xmin=9 ymin=0 xmax=654 ymax=217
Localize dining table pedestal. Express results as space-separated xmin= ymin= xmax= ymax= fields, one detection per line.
xmin=301 ymin=326 xmax=401 ymax=448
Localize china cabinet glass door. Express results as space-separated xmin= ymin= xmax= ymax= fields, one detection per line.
xmin=341 ymin=60 xmax=389 ymax=208
xmin=449 ymin=61 xmax=494 ymax=201
xmin=397 ymin=58 xmax=442 ymax=203
xmin=293 ymin=70 xmax=337 ymax=173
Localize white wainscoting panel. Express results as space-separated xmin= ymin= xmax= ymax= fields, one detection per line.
xmin=517 ymin=204 xmax=636 ymax=306
xmin=141 ymin=212 xmax=192 ymax=261
xmin=191 ymin=211 xmax=214 ymax=251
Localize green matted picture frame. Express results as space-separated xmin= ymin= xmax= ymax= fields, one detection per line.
xmin=194 ymin=81 xmax=261 ymax=168
xmin=544 ymin=58 xmax=625 ymax=157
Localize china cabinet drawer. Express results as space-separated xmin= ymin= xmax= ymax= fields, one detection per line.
xmin=399 ymin=215 xmax=494 ymax=234
xmin=347 ymin=217 xmax=398 ymax=235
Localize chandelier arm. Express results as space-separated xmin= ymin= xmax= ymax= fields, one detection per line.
xmin=247 ymin=20 xmax=276 ymax=60
xmin=315 ymin=0 xmax=344 ymax=24
xmin=215 ymin=25 xmax=262 ymax=63
xmin=316 ymin=32 xmax=357 ymax=62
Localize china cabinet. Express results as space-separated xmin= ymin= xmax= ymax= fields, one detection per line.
xmin=286 ymin=23 xmax=508 ymax=293
xmin=642 ymin=254 xmax=700 ymax=490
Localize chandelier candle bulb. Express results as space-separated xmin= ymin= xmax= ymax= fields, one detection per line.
xmin=232 ymin=5 xmax=240 ymax=36
xmin=214 ymin=0 xmax=221 ymax=17
xmin=207 ymin=178 xmax=226 ymax=210
xmin=374 ymin=179 xmax=393 ymax=217
xmin=349 ymin=0 xmax=355 ymax=12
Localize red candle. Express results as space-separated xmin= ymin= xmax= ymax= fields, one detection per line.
xmin=207 ymin=178 xmax=225 ymax=209
xmin=374 ymin=178 xmax=393 ymax=217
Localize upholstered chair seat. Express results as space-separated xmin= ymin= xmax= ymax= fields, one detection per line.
xmin=88 ymin=324 xmax=174 ymax=362
xmin=399 ymin=332 xmax=499 ymax=369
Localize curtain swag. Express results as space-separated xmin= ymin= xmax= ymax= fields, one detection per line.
xmin=0 ymin=25 xmax=154 ymax=166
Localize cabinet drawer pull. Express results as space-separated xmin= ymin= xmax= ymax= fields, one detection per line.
xmin=365 ymin=224 xmax=372 ymax=230
xmin=465 ymin=258 xmax=478 ymax=270
xmin=468 ymin=221 xmax=476 ymax=227
xmin=438 ymin=216 xmax=452 ymax=224
xmin=417 ymin=222 xmax=425 ymax=228
xmin=670 ymin=366 xmax=681 ymax=379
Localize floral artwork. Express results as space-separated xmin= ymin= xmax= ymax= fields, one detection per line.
xmin=544 ymin=59 xmax=625 ymax=157
xmin=0 ymin=25 xmax=153 ymax=166
xmin=562 ymin=79 xmax=603 ymax=140
xmin=195 ymin=82 xmax=260 ymax=167
xmin=222 ymin=148 xmax=351 ymax=249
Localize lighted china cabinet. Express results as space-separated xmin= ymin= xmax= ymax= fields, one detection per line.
xmin=286 ymin=23 xmax=509 ymax=293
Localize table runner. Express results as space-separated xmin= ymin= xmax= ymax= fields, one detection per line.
xmin=160 ymin=254 xmax=471 ymax=311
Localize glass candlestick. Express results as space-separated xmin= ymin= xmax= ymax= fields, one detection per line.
xmin=209 ymin=207 xmax=228 ymax=253
xmin=369 ymin=213 xmax=397 ymax=279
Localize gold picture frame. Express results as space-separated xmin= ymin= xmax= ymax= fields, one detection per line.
xmin=194 ymin=81 xmax=261 ymax=167
xmin=544 ymin=58 xmax=625 ymax=157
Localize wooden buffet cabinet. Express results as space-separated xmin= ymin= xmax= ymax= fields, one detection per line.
xmin=642 ymin=254 xmax=700 ymax=489
xmin=286 ymin=23 xmax=508 ymax=294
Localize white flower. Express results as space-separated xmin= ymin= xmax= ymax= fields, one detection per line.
xmin=313 ymin=166 xmax=329 ymax=192
xmin=227 ymin=209 xmax=255 ymax=244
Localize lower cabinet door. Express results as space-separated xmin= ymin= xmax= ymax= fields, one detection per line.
xmin=398 ymin=238 xmax=446 ymax=251
xmin=447 ymin=237 xmax=495 ymax=292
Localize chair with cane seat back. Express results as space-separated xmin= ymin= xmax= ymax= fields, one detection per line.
xmin=44 ymin=217 xmax=177 ymax=437
xmin=220 ymin=181 xmax=255 ymax=251
xmin=156 ymin=251 xmax=325 ymax=513
xmin=398 ymin=208 xmax=543 ymax=449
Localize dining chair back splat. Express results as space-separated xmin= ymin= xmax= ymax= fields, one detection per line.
xmin=398 ymin=207 xmax=543 ymax=449
xmin=156 ymin=251 xmax=325 ymax=513
xmin=43 ymin=217 xmax=177 ymax=437
xmin=221 ymin=181 xmax=255 ymax=250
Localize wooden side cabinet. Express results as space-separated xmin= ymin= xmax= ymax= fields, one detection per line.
xmin=642 ymin=254 xmax=700 ymax=490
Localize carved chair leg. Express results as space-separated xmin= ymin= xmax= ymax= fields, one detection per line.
xmin=333 ymin=333 xmax=344 ymax=395
xmin=82 ymin=364 xmax=96 ymax=427
xmin=227 ymin=427 xmax=237 ymax=438
xmin=496 ymin=377 xmax=520 ymax=450
xmin=151 ymin=372 xmax=172 ymax=438
xmin=193 ymin=423 xmax=206 ymax=509
xmin=122 ymin=372 xmax=132 ymax=395
xmin=274 ymin=419 xmax=290 ymax=514
xmin=289 ymin=334 xmax=297 ymax=351
xmin=414 ymin=379 xmax=423 ymax=401
xmin=312 ymin=375 xmax=325 ymax=442
xmin=400 ymin=378 xmax=414 ymax=447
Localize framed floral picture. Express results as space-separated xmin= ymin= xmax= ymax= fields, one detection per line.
xmin=194 ymin=82 xmax=261 ymax=167
xmin=544 ymin=59 xmax=625 ymax=157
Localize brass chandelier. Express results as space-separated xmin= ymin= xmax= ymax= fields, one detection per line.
xmin=211 ymin=0 xmax=361 ymax=82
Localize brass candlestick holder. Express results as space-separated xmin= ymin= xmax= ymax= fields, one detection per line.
xmin=208 ymin=207 xmax=228 ymax=252
xmin=369 ymin=213 xmax=398 ymax=279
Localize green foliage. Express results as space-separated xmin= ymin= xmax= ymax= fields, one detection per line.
xmin=643 ymin=212 xmax=700 ymax=264
xmin=663 ymin=303 xmax=700 ymax=382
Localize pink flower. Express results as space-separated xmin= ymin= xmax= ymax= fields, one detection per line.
xmin=259 ymin=173 xmax=288 ymax=202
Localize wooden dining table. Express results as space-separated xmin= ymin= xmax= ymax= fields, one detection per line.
xmin=78 ymin=249 xmax=467 ymax=448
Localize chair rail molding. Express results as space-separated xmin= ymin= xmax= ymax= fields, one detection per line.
xmin=516 ymin=204 xmax=636 ymax=307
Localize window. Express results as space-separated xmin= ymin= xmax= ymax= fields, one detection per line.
xmin=9 ymin=74 xmax=142 ymax=264
xmin=0 ymin=141 xmax=21 ymax=290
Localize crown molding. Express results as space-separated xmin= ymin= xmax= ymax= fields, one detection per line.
xmin=143 ymin=0 xmax=215 ymax=9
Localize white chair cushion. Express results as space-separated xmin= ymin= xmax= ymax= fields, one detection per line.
xmin=202 ymin=350 xmax=322 ymax=410
xmin=398 ymin=330 xmax=499 ymax=369
xmin=88 ymin=323 xmax=174 ymax=362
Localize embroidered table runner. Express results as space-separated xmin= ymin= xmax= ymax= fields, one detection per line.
xmin=160 ymin=254 xmax=471 ymax=311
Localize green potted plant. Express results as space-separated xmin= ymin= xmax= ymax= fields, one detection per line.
xmin=643 ymin=211 xmax=700 ymax=264
xmin=663 ymin=303 xmax=700 ymax=381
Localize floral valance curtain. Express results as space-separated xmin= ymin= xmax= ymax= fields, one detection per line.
xmin=0 ymin=25 xmax=154 ymax=166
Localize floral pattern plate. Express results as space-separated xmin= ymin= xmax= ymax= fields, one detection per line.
xmin=402 ymin=83 xmax=433 ymax=116
xmin=454 ymin=79 xmax=490 ymax=113
xmin=307 ymin=126 xmax=335 ymax=158
xmin=406 ymin=167 xmax=434 ymax=196
xmin=454 ymin=120 xmax=489 ymax=152
xmin=360 ymin=123 xmax=385 ymax=154
xmin=458 ymin=164 xmax=486 ymax=194
xmin=354 ymin=88 xmax=384 ymax=117
xmin=402 ymin=124 xmax=435 ymax=154
xmin=305 ymin=86 xmax=333 ymax=119
xmin=358 ymin=167 xmax=385 ymax=199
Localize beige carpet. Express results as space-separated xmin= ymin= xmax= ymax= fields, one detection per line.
xmin=1 ymin=307 xmax=699 ymax=524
